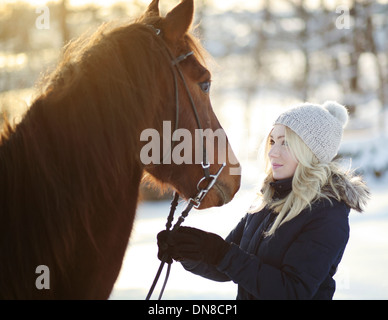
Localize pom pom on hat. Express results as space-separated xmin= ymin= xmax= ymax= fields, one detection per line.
xmin=274 ymin=101 xmax=348 ymax=163
xmin=323 ymin=101 xmax=349 ymax=127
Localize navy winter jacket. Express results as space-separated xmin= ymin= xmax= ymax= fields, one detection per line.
xmin=181 ymin=178 xmax=364 ymax=300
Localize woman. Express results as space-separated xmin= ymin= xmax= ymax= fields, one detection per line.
xmin=157 ymin=101 xmax=370 ymax=299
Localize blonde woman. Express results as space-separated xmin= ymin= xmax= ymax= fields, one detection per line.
xmin=157 ymin=101 xmax=370 ymax=300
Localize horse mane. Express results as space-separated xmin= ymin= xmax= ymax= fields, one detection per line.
xmin=0 ymin=14 xmax=208 ymax=298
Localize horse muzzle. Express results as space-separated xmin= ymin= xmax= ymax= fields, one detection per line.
xmin=196 ymin=165 xmax=241 ymax=209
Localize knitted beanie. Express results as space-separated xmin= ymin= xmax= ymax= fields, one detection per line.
xmin=274 ymin=101 xmax=349 ymax=163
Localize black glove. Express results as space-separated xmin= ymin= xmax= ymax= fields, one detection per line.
xmin=157 ymin=229 xmax=174 ymax=264
xmin=157 ymin=226 xmax=231 ymax=265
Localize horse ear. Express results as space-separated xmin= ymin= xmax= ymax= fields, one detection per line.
xmin=164 ymin=0 xmax=194 ymax=42
xmin=144 ymin=0 xmax=160 ymax=17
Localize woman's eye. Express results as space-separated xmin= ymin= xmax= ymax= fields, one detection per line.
xmin=199 ymin=81 xmax=211 ymax=93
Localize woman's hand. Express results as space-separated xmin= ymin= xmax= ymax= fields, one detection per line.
xmin=157 ymin=226 xmax=231 ymax=265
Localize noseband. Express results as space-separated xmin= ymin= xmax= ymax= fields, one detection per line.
xmin=144 ymin=25 xmax=226 ymax=300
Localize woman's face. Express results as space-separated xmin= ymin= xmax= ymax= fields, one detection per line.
xmin=268 ymin=124 xmax=298 ymax=180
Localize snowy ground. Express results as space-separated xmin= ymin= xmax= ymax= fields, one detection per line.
xmin=110 ymin=161 xmax=388 ymax=300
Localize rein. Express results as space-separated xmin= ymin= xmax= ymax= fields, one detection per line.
xmin=145 ymin=163 xmax=225 ymax=300
xmin=144 ymin=25 xmax=226 ymax=300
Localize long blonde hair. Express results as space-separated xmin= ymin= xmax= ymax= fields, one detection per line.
xmin=252 ymin=126 xmax=345 ymax=236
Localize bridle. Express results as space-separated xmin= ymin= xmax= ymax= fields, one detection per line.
xmin=144 ymin=25 xmax=226 ymax=300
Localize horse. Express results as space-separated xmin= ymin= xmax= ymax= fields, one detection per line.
xmin=0 ymin=0 xmax=240 ymax=299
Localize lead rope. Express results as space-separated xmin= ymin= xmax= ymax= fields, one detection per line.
xmin=145 ymin=163 xmax=226 ymax=300
xmin=145 ymin=191 xmax=198 ymax=300
xmin=145 ymin=192 xmax=179 ymax=301
xmin=157 ymin=191 xmax=179 ymax=299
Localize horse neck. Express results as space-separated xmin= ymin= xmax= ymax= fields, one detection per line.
xmin=0 ymin=89 xmax=148 ymax=298
xmin=23 ymin=95 xmax=144 ymax=191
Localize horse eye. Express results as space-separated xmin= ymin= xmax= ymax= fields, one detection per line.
xmin=199 ymin=81 xmax=211 ymax=94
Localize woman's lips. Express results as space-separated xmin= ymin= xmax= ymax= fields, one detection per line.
xmin=272 ymin=163 xmax=283 ymax=170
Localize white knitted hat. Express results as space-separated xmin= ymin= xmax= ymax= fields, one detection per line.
xmin=274 ymin=101 xmax=349 ymax=163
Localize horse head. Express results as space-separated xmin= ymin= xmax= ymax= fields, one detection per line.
xmin=139 ymin=0 xmax=241 ymax=209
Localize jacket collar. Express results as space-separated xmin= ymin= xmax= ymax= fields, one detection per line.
xmin=270 ymin=177 xmax=293 ymax=200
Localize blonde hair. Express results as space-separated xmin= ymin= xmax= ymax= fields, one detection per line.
xmin=252 ymin=126 xmax=344 ymax=236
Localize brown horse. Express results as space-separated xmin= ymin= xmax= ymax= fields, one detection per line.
xmin=0 ymin=0 xmax=240 ymax=299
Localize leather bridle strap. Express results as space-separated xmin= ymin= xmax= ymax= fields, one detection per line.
xmin=147 ymin=24 xmax=210 ymax=177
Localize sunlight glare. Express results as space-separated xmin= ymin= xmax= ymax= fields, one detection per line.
xmin=6 ymin=0 xmax=151 ymax=8
xmin=4 ymin=0 xmax=261 ymax=10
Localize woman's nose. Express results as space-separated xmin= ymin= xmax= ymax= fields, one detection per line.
xmin=268 ymin=145 xmax=279 ymax=158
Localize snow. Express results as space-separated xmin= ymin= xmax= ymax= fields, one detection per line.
xmin=340 ymin=134 xmax=388 ymax=177
xmin=110 ymin=162 xmax=388 ymax=300
xmin=334 ymin=176 xmax=388 ymax=299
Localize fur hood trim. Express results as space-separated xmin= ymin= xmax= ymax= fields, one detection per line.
xmin=323 ymin=172 xmax=370 ymax=213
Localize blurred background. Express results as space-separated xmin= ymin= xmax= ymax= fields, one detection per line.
xmin=1 ymin=0 xmax=387 ymax=299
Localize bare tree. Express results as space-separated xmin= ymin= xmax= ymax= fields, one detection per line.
xmin=60 ymin=0 xmax=70 ymax=45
